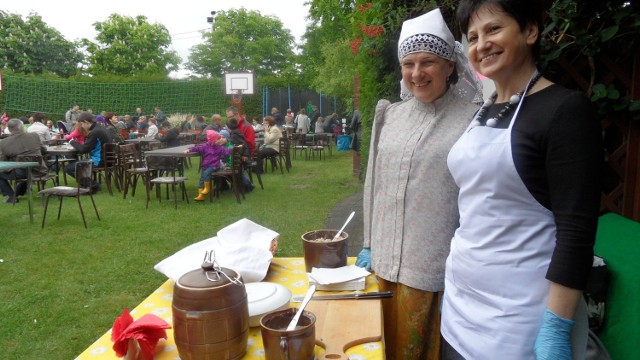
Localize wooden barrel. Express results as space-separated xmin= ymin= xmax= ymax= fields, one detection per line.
xmin=173 ymin=266 xmax=249 ymax=360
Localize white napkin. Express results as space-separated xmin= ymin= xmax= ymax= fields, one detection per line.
xmin=308 ymin=265 xmax=371 ymax=285
xmin=154 ymin=218 xmax=279 ymax=283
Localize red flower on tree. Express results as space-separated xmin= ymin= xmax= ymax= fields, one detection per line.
xmin=350 ymin=38 xmax=363 ymax=55
xmin=357 ymin=2 xmax=374 ymax=12
xmin=360 ymin=25 xmax=384 ymax=37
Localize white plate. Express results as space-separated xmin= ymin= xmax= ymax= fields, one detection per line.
xmin=246 ymin=282 xmax=292 ymax=327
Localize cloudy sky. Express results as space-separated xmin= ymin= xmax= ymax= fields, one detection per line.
xmin=4 ymin=0 xmax=311 ymax=78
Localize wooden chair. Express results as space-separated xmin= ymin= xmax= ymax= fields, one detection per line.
xmin=291 ymin=133 xmax=309 ymax=160
xmin=310 ymin=134 xmax=327 ymax=160
xmin=91 ymin=143 xmax=120 ymax=195
xmin=118 ymin=144 xmax=148 ymax=200
xmin=247 ymin=157 xmax=264 ymax=191
xmin=263 ymin=137 xmax=291 ymax=174
xmin=38 ymin=160 xmax=100 ymax=229
xmin=209 ymin=145 xmax=245 ymax=204
xmin=15 ymin=154 xmax=56 ymax=192
xmin=281 ymin=136 xmax=292 ymax=170
xmin=145 ymin=156 xmax=189 ymax=210
xmin=325 ymin=133 xmax=334 ymax=157
xmin=118 ymin=129 xmax=129 ymax=140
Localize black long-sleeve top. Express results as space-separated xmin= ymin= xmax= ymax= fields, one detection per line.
xmin=488 ymin=84 xmax=602 ymax=290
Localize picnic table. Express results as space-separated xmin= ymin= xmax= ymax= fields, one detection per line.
xmin=0 ymin=161 xmax=40 ymax=223
xmin=76 ymin=257 xmax=384 ymax=359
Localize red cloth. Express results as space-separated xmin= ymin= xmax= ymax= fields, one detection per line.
xmin=111 ymin=308 xmax=171 ymax=360
xmin=238 ymin=118 xmax=256 ymax=156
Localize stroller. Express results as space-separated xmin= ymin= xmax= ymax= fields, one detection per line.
xmin=57 ymin=121 xmax=73 ymax=135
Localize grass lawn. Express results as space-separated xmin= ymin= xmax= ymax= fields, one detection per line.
xmin=0 ymin=149 xmax=362 ymax=359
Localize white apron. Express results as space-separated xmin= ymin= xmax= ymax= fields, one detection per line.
xmin=442 ymin=98 xmax=587 ymax=359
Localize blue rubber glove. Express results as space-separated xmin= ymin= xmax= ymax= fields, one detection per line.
xmin=534 ymin=308 xmax=574 ymax=360
xmin=355 ymin=248 xmax=371 ymax=271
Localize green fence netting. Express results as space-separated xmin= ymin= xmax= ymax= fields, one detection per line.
xmin=0 ymin=75 xmax=344 ymax=121
xmin=1 ymin=75 xmax=231 ymax=120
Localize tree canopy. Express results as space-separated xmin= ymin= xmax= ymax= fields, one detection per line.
xmin=186 ymin=8 xmax=296 ymax=79
xmin=0 ymin=10 xmax=82 ymax=77
xmin=81 ymin=14 xmax=181 ymax=77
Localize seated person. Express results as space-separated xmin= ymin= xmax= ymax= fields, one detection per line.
xmin=46 ymin=120 xmax=59 ymax=135
xmin=252 ymin=117 xmax=264 ymax=133
xmin=105 ymin=113 xmax=125 ymax=144
xmin=184 ymin=130 xmax=231 ymax=201
xmin=136 ymin=116 xmax=149 ymax=134
xmin=124 ymin=115 xmax=136 ymax=132
xmin=156 ymin=121 xmax=180 ymax=148
xmin=194 ymin=115 xmax=208 ymax=131
xmin=27 ymin=112 xmax=52 ymax=144
xmin=207 ymin=114 xmax=224 ymax=132
xmin=255 ymin=116 xmax=282 ymax=174
xmin=145 ymin=117 xmax=159 ymax=139
xmin=0 ymin=119 xmax=48 ymax=203
xmin=181 ymin=115 xmax=194 ymax=133
xmin=65 ymin=121 xmax=88 ymax=144
xmin=65 ymin=112 xmax=112 ymax=193
xmin=198 ymin=114 xmax=224 ymax=142
xmin=226 ymin=117 xmax=254 ymax=192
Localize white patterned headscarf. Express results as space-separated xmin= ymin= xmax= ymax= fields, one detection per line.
xmin=398 ymin=8 xmax=483 ymax=104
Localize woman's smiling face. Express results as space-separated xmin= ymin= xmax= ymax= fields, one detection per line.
xmin=401 ymin=52 xmax=454 ymax=104
xmin=465 ymin=4 xmax=538 ymax=81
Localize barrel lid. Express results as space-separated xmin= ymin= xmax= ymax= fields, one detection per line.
xmin=177 ymin=266 xmax=242 ymax=289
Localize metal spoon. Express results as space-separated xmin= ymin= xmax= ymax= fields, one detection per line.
xmin=332 ymin=211 xmax=355 ymax=242
xmin=286 ymin=284 xmax=316 ymax=331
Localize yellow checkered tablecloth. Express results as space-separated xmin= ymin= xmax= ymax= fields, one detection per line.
xmin=76 ymin=257 xmax=384 ymax=359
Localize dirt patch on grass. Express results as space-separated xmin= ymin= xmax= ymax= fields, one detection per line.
xmin=292 ymin=184 xmax=311 ymax=189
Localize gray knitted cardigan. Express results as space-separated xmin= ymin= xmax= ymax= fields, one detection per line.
xmin=363 ymin=90 xmax=479 ymax=291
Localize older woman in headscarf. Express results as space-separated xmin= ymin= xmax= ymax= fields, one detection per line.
xmin=354 ymin=8 xmax=482 ymax=359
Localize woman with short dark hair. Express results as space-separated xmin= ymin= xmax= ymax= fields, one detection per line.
xmin=441 ymin=1 xmax=602 ymax=359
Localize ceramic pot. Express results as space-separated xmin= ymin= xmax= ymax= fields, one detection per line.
xmin=260 ymin=308 xmax=316 ymax=360
xmin=302 ymin=229 xmax=349 ymax=272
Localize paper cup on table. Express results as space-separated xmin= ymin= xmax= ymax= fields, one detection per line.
xmin=301 ymin=229 xmax=348 ymax=273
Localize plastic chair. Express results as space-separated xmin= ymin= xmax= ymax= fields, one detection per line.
xmin=38 ymin=160 xmax=100 ymax=229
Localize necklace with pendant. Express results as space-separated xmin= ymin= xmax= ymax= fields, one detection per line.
xmin=470 ymin=71 xmax=543 ymax=129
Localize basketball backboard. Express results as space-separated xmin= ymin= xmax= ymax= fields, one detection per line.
xmin=224 ymin=72 xmax=254 ymax=95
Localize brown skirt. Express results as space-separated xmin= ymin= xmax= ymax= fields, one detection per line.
xmin=377 ymin=275 xmax=442 ymax=360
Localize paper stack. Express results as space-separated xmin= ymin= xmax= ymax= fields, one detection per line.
xmin=308 ymin=265 xmax=370 ymax=291
xmin=308 ymin=275 xmax=365 ymax=291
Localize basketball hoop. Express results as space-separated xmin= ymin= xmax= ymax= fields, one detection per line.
xmin=224 ymin=73 xmax=253 ymax=118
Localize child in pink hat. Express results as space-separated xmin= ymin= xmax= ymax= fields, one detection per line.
xmin=184 ymin=130 xmax=231 ymax=200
